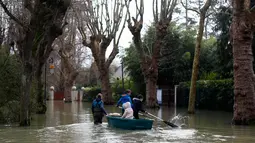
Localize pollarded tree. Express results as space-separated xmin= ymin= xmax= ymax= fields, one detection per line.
xmin=74 ymin=0 xmax=128 ymax=104
xmin=56 ymin=27 xmax=89 ymax=102
xmin=0 ymin=0 xmax=70 ymax=125
xmin=126 ymin=0 xmax=177 ymax=107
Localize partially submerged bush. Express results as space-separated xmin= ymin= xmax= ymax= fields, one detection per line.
xmin=177 ymin=79 xmax=233 ymax=111
xmin=82 ymin=86 xmax=101 ymax=102
xmin=0 ymin=48 xmax=22 ymax=123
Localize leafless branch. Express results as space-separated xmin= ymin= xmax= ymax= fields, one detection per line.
xmin=153 ymin=0 xmax=178 ymax=23
xmin=180 ymin=0 xmax=200 ymax=14
xmin=0 ymin=0 xmax=28 ymax=30
xmin=153 ymin=0 xmax=159 ymax=23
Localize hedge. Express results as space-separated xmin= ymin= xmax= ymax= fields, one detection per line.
xmin=82 ymin=86 xmax=101 ymax=102
xmin=82 ymin=85 xmax=139 ymax=103
xmin=177 ymin=79 xmax=234 ymax=112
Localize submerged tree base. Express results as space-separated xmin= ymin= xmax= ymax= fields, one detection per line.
xmin=145 ymin=103 xmax=160 ymax=109
xmin=20 ymin=119 xmax=30 ymax=126
xmin=188 ymin=110 xmax=195 ymax=114
xmin=232 ymin=119 xmax=255 ymax=125
xmin=36 ymin=104 xmax=47 ymax=114
xmin=64 ymin=100 xmax=72 ymax=103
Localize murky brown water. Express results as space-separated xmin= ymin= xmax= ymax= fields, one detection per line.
xmin=0 ymin=101 xmax=255 ymax=143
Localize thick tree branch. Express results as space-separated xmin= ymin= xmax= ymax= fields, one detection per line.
xmin=106 ymin=44 xmax=119 ymax=68
xmin=0 ymin=0 xmax=28 ymax=30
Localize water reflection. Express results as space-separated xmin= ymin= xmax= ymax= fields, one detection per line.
xmin=0 ymin=101 xmax=255 ymax=142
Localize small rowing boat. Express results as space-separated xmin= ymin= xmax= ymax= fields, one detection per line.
xmin=106 ymin=113 xmax=153 ymax=130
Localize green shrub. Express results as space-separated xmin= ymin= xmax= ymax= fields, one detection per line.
xmin=82 ymin=86 xmax=101 ymax=102
xmin=177 ymin=79 xmax=234 ymax=112
xmin=83 ymin=78 xmax=141 ymax=103
xmin=0 ymin=48 xmax=22 ymax=123
xmin=200 ymin=72 xmax=219 ymax=80
xmin=111 ymin=78 xmax=140 ymax=101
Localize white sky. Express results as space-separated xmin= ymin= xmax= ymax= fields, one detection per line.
xmin=106 ymin=0 xmax=195 ymax=66
xmin=106 ymin=0 xmax=155 ymax=65
xmin=95 ymin=0 xmax=218 ymax=67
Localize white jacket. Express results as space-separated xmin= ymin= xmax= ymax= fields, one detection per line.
xmin=122 ymin=102 xmax=134 ymax=119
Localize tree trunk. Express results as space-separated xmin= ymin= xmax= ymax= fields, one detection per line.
xmin=35 ymin=68 xmax=46 ymax=114
xmin=145 ymin=76 xmax=158 ymax=107
xmin=64 ymin=82 xmax=72 ymax=102
xmin=59 ymin=57 xmax=65 ymax=91
xmin=100 ymin=69 xmax=113 ymax=104
xmin=19 ymin=29 xmax=35 ymax=126
xmin=232 ymin=1 xmax=255 ymax=125
xmin=188 ymin=0 xmax=211 ymax=114
xmin=20 ymin=64 xmax=32 ymax=126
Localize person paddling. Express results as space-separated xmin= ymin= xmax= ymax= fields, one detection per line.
xmin=132 ymin=94 xmax=147 ymax=119
xmin=116 ymin=90 xmax=132 ymax=114
xmin=92 ymin=93 xmax=107 ymax=124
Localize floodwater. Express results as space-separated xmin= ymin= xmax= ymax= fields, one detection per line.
xmin=0 ymin=101 xmax=255 ymax=143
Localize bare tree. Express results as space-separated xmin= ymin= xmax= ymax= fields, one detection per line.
xmin=48 ymin=7 xmax=90 ymax=101
xmin=74 ymin=0 xmax=128 ymax=104
xmin=0 ymin=0 xmax=70 ymax=125
xmin=126 ymin=0 xmax=177 ymax=107
xmin=57 ymin=36 xmax=89 ymax=102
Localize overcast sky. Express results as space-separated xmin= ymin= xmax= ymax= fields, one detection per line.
xmin=106 ymin=0 xmax=155 ymax=65
xmin=106 ymin=0 xmax=196 ymax=66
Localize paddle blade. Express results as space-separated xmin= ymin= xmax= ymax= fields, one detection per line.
xmin=163 ymin=121 xmax=178 ymax=128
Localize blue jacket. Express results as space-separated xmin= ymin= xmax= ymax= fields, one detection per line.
xmin=116 ymin=95 xmax=132 ymax=107
xmin=92 ymin=98 xmax=107 ymax=115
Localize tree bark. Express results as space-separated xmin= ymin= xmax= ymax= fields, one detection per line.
xmin=63 ymin=73 xmax=79 ymax=102
xmin=35 ymin=67 xmax=46 ymax=114
xmin=100 ymin=69 xmax=113 ymax=104
xmin=19 ymin=28 xmax=35 ymax=126
xmin=64 ymin=82 xmax=72 ymax=102
xmin=87 ymin=37 xmax=114 ymax=104
xmin=145 ymin=76 xmax=158 ymax=107
xmin=232 ymin=0 xmax=255 ymax=125
xmin=188 ymin=0 xmax=211 ymax=114
xmin=20 ymin=64 xmax=32 ymax=126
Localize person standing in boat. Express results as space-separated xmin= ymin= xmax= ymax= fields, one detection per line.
xmin=132 ymin=94 xmax=147 ymax=119
xmin=116 ymin=90 xmax=132 ymax=114
xmin=92 ymin=93 xmax=107 ymax=124
xmin=121 ymin=102 xmax=134 ymax=119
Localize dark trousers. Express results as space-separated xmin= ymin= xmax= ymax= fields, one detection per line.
xmin=133 ymin=111 xmax=139 ymax=119
xmin=93 ymin=114 xmax=103 ymax=124
xmin=122 ymin=109 xmax=124 ymax=115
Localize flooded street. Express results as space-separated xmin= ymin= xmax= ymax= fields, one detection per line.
xmin=1 ymin=101 xmax=255 ymax=143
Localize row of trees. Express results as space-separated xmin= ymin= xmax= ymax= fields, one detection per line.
xmin=0 ymin=0 xmax=255 ymax=126
xmin=124 ymin=0 xmax=255 ymax=125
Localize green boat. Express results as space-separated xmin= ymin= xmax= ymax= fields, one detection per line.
xmin=107 ymin=115 xmax=154 ymax=130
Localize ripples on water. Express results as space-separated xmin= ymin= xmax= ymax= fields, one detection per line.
xmin=34 ymin=122 xmax=237 ymax=143
xmin=0 ymin=101 xmax=255 ymax=143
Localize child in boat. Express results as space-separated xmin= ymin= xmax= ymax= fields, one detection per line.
xmin=116 ymin=90 xmax=132 ymax=114
xmin=92 ymin=93 xmax=107 ymax=124
xmin=121 ymin=102 xmax=134 ymax=119
xmin=132 ymin=94 xmax=147 ymax=119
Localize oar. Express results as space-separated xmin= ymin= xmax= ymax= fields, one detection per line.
xmin=145 ymin=112 xmax=179 ymax=128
